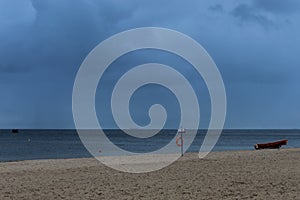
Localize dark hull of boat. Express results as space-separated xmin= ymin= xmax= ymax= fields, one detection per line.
xmin=11 ymin=129 xmax=19 ymax=134
xmin=254 ymin=140 xmax=288 ymax=150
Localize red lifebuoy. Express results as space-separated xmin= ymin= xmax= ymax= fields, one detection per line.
xmin=176 ymin=136 xmax=183 ymax=147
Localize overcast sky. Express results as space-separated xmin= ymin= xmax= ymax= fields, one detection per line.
xmin=0 ymin=0 xmax=300 ymax=129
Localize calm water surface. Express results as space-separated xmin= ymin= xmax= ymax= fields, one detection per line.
xmin=0 ymin=129 xmax=299 ymax=162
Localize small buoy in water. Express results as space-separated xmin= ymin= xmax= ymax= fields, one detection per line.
xmin=28 ymin=138 xmax=31 ymax=142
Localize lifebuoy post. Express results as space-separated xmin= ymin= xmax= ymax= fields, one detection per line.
xmin=180 ymin=131 xmax=183 ymax=157
xmin=177 ymin=128 xmax=185 ymax=156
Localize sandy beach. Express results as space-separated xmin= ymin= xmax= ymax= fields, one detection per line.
xmin=0 ymin=148 xmax=299 ymax=199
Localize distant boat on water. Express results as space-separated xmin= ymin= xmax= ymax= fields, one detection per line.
xmin=254 ymin=140 xmax=288 ymax=150
xmin=11 ymin=129 xmax=19 ymax=134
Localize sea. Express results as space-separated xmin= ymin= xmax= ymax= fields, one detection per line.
xmin=0 ymin=129 xmax=299 ymax=162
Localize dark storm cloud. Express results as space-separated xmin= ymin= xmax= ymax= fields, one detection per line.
xmin=0 ymin=0 xmax=136 ymax=74
xmin=0 ymin=0 xmax=299 ymax=128
xmin=0 ymin=0 xmax=143 ymax=128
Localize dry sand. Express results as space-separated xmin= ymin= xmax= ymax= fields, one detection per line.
xmin=0 ymin=148 xmax=299 ymax=199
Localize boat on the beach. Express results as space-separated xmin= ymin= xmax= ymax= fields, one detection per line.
xmin=254 ymin=140 xmax=288 ymax=150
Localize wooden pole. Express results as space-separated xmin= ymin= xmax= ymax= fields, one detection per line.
xmin=181 ymin=131 xmax=183 ymax=157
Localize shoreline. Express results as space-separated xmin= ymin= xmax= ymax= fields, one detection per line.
xmin=1 ymin=147 xmax=298 ymax=163
xmin=1 ymin=148 xmax=299 ymax=199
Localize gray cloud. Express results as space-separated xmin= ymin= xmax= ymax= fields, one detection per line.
xmin=0 ymin=64 xmax=30 ymax=74
xmin=209 ymin=4 xmax=224 ymax=13
xmin=253 ymin=0 xmax=300 ymax=14
xmin=230 ymin=0 xmax=300 ymax=28
xmin=231 ymin=4 xmax=274 ymax=28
